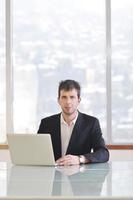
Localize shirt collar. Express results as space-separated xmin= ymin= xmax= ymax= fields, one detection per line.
xmin=61 ymin=112 xmax=79 ymax=126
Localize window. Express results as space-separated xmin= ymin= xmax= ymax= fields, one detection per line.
xmin=112 ymin=0 xmax=133 ymax=143
xmin=13 ymin=0 xmax=106 ymax=136
xmin=0 ymin=0 xmax=133 ymax=144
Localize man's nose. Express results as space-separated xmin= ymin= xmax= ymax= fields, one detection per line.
xmin=66 ymin=98 xmax=71 ymax=103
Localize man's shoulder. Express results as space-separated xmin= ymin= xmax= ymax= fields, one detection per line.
xmin=41 ymin=113 xmax=61 ymax=122
xmin=79 ymin=112 xmax=98 ymax=122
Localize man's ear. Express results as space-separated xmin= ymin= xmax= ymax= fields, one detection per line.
xmin=57 ymin=97 xmax=60 ymax=105
xmin=78 ymin=97 xmax=81 ymax=103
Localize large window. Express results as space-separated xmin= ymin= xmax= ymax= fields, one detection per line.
xmin=112 ymin=0 xmax=133 ymax=143
xmin=0 ymin=0 xmax=133 ymax=144
xmin=13 ymin=0 xmax=106 ymax=135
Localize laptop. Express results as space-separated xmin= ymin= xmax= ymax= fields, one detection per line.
xmin=7 ymin=134 xmax=56 ymax=166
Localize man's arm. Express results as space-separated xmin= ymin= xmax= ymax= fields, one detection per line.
xmin=83 ymin=118 xmax=109 ymax=163
xmin=56 ymin=118 xmax=109 ymax=165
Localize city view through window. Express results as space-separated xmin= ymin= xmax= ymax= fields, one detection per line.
xmin=112 ymin=0 xmax=133 ymax=142
xmin=0 ymin=0 xmax=133 ymax=143
xmin=12 ymin=0 xmax=106 ymax=137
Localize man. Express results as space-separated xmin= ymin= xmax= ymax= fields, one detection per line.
xmin=38 ymin=79 xmax=109 ymax=165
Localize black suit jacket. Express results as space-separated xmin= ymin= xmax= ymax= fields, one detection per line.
xmin=37 ymin=112 xmax=109 ymax=163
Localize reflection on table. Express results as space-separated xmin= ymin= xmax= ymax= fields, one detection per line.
xmin=53 ymin=163 xmax=109 ymax=196
xmin=7 ymin=165 xmax=55 ymax=196
xmin=6 ymin=163 xmax=109 ymax=197
xmin=1 ymin=161 xmax=133 ymax=199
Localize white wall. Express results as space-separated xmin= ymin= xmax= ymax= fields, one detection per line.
xmin=0 ymin=150 xmax=11 ymax=162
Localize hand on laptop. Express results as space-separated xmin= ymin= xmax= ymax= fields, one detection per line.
xmin=56 ymin=154 xmax=80 ymax=166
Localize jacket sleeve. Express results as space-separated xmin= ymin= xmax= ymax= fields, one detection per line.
xmin=84 ymin=118 xmax=109 ymax=163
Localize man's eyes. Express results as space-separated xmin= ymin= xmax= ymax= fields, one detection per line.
xmin=70 ymin=96 xmax=75 ymax=99
xmin=61 ymin=96 xmax=75 ymax=99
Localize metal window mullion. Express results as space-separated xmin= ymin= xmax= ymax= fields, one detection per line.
xmin=6 ymin=0 xmax=13 ymax=134
xmin=106 ymin=0 xmax=112 ymax=144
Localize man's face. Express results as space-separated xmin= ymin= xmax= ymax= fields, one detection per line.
xmin=58 ymin=89 xmax=81 ymax=116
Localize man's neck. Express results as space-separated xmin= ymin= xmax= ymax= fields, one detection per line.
xmin=62 ymin=111 xmax=78 ymax=126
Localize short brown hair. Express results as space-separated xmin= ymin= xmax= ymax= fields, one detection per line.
xmin=58 ymin=79 xmax=81 ymax=98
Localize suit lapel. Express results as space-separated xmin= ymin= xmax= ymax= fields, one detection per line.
xmin=66 ymin=112 xmax=83 ymax=154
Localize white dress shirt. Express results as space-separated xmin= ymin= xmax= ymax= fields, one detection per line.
xmin=60 ymin=113 xmax=78 ymax=156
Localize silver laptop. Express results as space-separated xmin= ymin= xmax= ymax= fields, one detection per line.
xmin=7 ymin=134 xmax=55 ymax=166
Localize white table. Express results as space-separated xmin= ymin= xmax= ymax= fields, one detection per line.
xmin=0 ymin=161 xmax=133 ymax=200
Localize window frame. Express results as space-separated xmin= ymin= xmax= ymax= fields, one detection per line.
xmin=6 ymin=0 xmax=13 ymax=136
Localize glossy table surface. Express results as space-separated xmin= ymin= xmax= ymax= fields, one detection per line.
xmin=0 ymin=161 xmax=133 ymax=200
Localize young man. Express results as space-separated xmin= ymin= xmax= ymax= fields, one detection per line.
xmin=38 ymin=79 xmax=109 ymax=165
